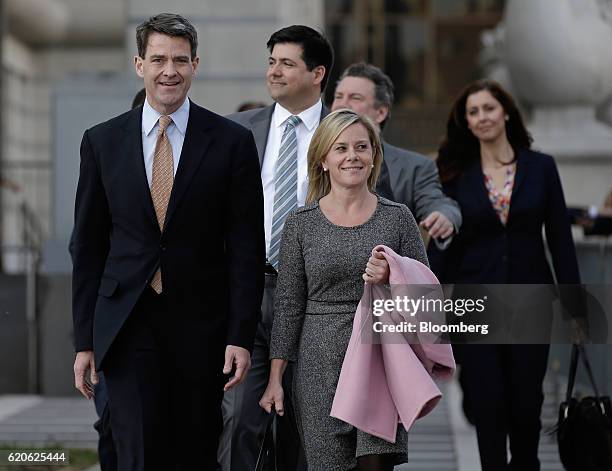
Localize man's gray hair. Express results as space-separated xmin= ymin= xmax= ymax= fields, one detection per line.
xmin=339 ymin=62 xmax=395 ymax=113
xmin=136 ymin=13 xmax=198 ymax=60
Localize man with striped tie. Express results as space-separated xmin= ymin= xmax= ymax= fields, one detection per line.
xmin=219 ymin=25 xmax=333 ymax=471
xmin=71 ymin=14 xmax=264 ymax=470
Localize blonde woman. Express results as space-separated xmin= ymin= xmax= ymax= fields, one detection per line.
xmin=259 ymin=109 xmax=428 ymax=470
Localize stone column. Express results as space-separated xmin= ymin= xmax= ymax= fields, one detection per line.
xmin=501 ymin=0 xmax=612 ymax=206
xmin=277 ymin=0 xmax=324 ymax=29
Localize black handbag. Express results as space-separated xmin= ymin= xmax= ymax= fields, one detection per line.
xmin=557 ymin=344 xmax=612 ymax=471
xmin=255 ymin=410 xmax=277 ymax=471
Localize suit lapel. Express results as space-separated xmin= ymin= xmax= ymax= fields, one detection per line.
xmin=249 ymin=105 xmax=274 ymax=166
xmin=320 ymin=105 xmax=329 ymax=121
xmin=121 ymin=108 xmax=158 ymax=229
xmin=510 ymin=149 xmax=527 ymax=200
xmin=164 ymin=102 xmax=214 ymax=231
xmin=507 ymin=149 xmax=528 ymax=223
xmin=253 ymin=102 xmax=328 ymax=167
xmin=466 ymin=159 xmax=504 ymax=229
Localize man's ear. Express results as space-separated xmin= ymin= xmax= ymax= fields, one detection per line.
xmin=312 ymin=65 xmax=325 ymax=86
xmin=375 ymin=104 xmax=389 ymax=125
xmin=134 ymin=56 xmax=144 ymax=78
xmin=191 ymin=55 xmax=200 ymax=75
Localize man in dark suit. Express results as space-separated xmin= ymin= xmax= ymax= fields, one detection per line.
xmin=332 ymin=62 xmax=461 ymax=246
xmin=71 ymin=13 xmax=264 ymax=471
xmin=220 ymin=27 xmax=395 ymax=471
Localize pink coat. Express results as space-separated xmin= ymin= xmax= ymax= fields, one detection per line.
xmin=330 ymin=245 xmax=456 ymax=442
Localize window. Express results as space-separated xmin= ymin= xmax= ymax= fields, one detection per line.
xmin=325 ymin=0 xmax=505 ymax=106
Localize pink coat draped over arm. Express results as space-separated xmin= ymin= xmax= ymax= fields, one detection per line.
xmin=330 ymin=245 xmax=456 ymax=442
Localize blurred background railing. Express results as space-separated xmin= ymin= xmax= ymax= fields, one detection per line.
xmin=0 ymin=199 xmax=43 ymax=394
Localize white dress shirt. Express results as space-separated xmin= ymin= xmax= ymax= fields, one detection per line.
xmin=141 ymin=97 xmax=190 ymax=187
xmin=261 ymin=99 xmax=322 ymax=255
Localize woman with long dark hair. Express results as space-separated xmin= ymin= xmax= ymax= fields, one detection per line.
xmin=429 ymin=79 xmax=582 ymax=470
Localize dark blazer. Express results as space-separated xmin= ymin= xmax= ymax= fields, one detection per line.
xmin=71 ymin=101 xmax=265 ymax=371
xmin=428 ymin=149 xmax=580 ymax=285
xmin=383 ymin=141 xmax=461 ymax=228
xmin=227 ymin=104 xmax=395 ymax=200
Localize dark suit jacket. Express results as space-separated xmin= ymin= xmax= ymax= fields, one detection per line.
xmin=428 ymin=149 xmax=580 ymax=285
xmin=227 ymin=104 xmax=395 ymax=199
xmin=383 ymin=142 xmax=461 ymax=228
xmin=71 ymin=100 xmax=265 ymax=371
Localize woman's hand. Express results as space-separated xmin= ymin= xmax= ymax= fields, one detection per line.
xmin=363 ymin=249 xmax=389 ymax=284
xmin=259 ymin=380 xmax=285 ymax=416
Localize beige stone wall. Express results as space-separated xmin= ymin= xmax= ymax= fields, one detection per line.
xmin=2 ymin=35 xmax=50 ymax=271
xmin=2 ymin=0 xmax=125 ymax=272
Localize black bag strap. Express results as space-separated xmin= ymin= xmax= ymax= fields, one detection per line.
xmin=255 ymin=410 xmax=276 ymax=471
xmin=565 ymin=344 xmax=579 ymax=403
xmin=565 ymin=344 xmax=603 ymax=403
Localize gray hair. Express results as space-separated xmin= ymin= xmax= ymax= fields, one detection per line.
xmin=136 ymin=13 xmax=198 ymax=60
xmin=338 ymin=62 xmax=394 ymax=126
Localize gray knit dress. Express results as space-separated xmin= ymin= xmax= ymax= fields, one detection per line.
xmin=269 ymin=196 xmax=428 ymax=471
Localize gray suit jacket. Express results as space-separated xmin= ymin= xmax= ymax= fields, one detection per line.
xmin=227 ymin=105 xmax=276 ymax=167
xmin=383 ymin=141 xmax=461 ymax=230
xmin=227 ymin=104 xmax=394 ymax=199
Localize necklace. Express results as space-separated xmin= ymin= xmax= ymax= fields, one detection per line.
xmin=483 ymin=145 xmax=514 ymax=169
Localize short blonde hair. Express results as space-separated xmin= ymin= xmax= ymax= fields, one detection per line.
xmin=306 ymin=109 xmax=382 ymax=203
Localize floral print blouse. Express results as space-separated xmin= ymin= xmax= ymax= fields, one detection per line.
xmin=484 ymin=164 xmax=516 ymax=225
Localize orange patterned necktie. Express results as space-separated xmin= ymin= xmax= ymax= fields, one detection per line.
xmin=150 ymin=115 xmax=173 ymax=294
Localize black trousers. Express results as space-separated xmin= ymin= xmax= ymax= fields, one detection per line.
xmin=93 ymin=373 xmax=117 ymax=471
xmin=103 ymin=288 xmax=225 ymax=471
xmin=218 ymin=274 xmax=306 ymax=471
xmin=461 ymin=344 xmax=550 ymax=471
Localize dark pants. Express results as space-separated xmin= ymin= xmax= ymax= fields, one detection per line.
xmin=93 ymin=374 xmax=118 ymax=471
xmin=218 ymin=274 xmax=306 ymax=471
xmin=462 ymin=344 xmax=550 ymax=471
xmin=103 ymin=288 xmax=225 ymax=471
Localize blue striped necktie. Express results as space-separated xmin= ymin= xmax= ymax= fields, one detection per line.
xmin=269 ymin=115 xmax=301 ymax=270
